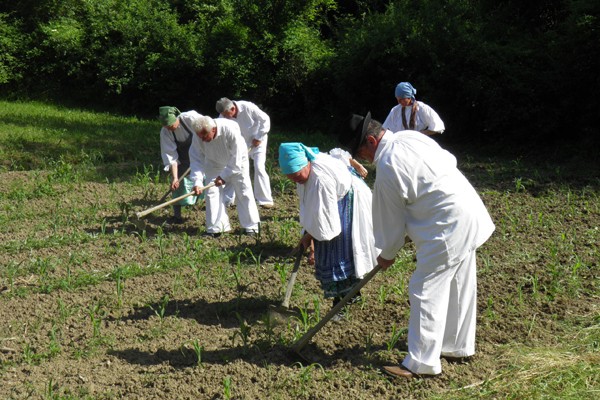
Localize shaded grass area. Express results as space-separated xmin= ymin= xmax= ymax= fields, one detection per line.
xmin=0 ymin=101 xmax=599 ymax=399
xmin=0 ymin=100 xmax=156 ymax=180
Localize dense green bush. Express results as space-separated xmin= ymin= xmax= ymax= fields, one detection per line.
xmin=0 ymin=14 xmax=28 ymax=85
xmin=324 ymin=0 xmax=599 ymax=151
xmin=0 ymin=0 xmax=598 ymax=152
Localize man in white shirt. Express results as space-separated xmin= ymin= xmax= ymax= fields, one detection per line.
xmin=382 ymin=82 xmax=445 ymax=136
xmin=158 ymin=106 xmax=200 ymax=224
xmin=216 ymin=98 xmax=274 ymax=208
xmin=189 ymin=115 xmax=261 ymax=237
xmin=345 ymin=112 xmax=495 ymax=379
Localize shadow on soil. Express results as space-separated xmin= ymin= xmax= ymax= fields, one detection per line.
xmin=108 ymin=295 xmax=390 ymax=369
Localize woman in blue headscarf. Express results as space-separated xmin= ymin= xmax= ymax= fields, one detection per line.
xmin=382 ymin=81 xmax=445 ymax=136
xmin=279 ymin=142 xmax=378 ymax=321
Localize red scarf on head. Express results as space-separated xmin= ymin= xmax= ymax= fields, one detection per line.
xmin=402 ymin=101 xmax=418 ymax=130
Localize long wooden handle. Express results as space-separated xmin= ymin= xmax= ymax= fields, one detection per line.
xmin=158 ymin=167 xmax=191 ymax=203
xmin=135 ymin=181 xmax=215 ymax=219
xmin=291 ymin=264 xmax=382 ymax=353
xmin=281 ymin=250 xmax=304 ymax=309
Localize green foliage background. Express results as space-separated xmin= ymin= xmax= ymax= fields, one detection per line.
xmin=1 ymin=0 xmax=599 ymax=152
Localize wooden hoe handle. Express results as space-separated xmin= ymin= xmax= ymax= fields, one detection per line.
xmin=135 ymin=181 xmax=215 ymax=219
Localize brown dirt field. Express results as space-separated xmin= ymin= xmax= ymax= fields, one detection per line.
xmin=0 ymin=162 xmax=598 ymax=399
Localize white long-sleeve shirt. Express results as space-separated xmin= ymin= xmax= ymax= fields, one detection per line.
xmin=297 ymin=154 xmax=352 ymax=241
xmin=297 ymin=153 xmax=378 ymax=278
xmin=159 ymin=110 xmax=202 ymax=170
xmin=189 ymin=118 xmax=249 ymax=186
xmin=219 ymin=100 xmax=270 ymax=146
xmin=382 ymin=101 xmax=445 ymax=134
xmin=372 ymin=131 xmax=494 ymax=269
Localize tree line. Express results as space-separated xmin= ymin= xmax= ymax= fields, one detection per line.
xmin=1 ymin=0 xmax=598 ymax=153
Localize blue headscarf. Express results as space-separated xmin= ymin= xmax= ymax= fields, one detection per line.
xmin=278 ymin=143 xmax=319 ymax=174
xmin=394 ymin=82 xmax=417 ymax=99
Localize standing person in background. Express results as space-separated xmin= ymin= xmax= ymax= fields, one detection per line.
xmin=383 ymin=82 xmax=445 ymax=136
xmin=345 ymin=112 xmax=494 ymax=379
xmin=216 ymin=98 xmax=274 ymax=208
xmin=189 ymin=115 xmax=261 ymax=237
xmin=158 ymin=106 xmax=200 ymax=224
xmin=278 ymin=142 xmax=378 ymax=321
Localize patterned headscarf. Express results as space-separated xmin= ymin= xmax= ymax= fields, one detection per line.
xmin=278 ymin=143 xmax=319 ymax=174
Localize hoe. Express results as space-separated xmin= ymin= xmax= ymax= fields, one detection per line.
xmin=132 ymin=181 xmax=214 ymax=230
xmin=290 ymin=264 xmax=382 ymax=362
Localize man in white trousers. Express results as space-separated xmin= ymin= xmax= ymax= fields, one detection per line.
xmin=189 ymin=115 xmax=261 ymax=237
xmin=344 ymin=112 xmax=495 ymax=379
xmin=216 ymin=97 xmax=274 ymax=208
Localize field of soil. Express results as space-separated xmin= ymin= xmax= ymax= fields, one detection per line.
xmin=0 ymin=152 xmax=599 ymax=399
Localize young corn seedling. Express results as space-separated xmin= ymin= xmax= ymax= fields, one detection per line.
xmin=22 ymin=343 xmax=38 ymax=365
xmin=149 ymin=294 xmax=170 ymax=328
xmin=231 ymin=313 xmax=251 ymax=349
xmin=485 ymin=296 xmax=496 ymax=320
xmin=378 ymin=285 xmax=389 ymax=304
xmin=295 ymin=304 xmax=311 ymax=335
xmin=88 ymin=301 xmax=106 ymax=339
xmin=223 ymin=376 xmax=233 ymax=400
xmin=386 ymin=323 xmax=406 ymax=351
xmin=190 ymin=262 xmax=206 ymax=289
xmin=273 ymin=262 xmax=288 ymax=296
xmin=47 ymin=324 xmax=61 ymax=358
xmin=191 ymin=339 xmax=204 ymax=368
xmin=114 ymin=268 xmax=125 ymax=308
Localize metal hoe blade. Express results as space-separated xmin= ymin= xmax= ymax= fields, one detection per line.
xmin=268 ymin=248 xmax=304 ymax=322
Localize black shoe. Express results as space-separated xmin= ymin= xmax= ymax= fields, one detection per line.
xmin=201 ymin=232 xmax=222 ymax=238
xmin=167 ymin=216 xmax=184 ymax=225
xmin=331 ymin=297 xmax=346 ymax=322
xmin=331 ymin=311 xmax=346 ymax=322
xmin=244 ymin=230 xmax=257 ymax=237
xmin=349 ymin=290 xmax=363 ymax=305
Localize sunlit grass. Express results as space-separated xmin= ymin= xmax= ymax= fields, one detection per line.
xmin=439 ymin=317 xmax=600 ymax=399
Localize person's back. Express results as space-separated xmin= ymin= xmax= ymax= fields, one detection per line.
xmin=375 ymin=130 xmax=494 ymax=267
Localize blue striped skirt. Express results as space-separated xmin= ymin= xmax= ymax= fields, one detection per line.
xmin=313 ymin=188 xmax=358 ymax=298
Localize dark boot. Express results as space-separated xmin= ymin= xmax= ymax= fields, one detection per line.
xmin=168 ymin=205 xmax=184 ymax=224
xmin=350 ymin=290 xmax=363 ymax=304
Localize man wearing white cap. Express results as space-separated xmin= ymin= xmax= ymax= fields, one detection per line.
xmin=189 ymin=115 xmax=261 ymax=237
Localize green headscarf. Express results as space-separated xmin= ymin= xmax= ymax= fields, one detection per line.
xmin=158 ymin=106 xmax=180 ymax=126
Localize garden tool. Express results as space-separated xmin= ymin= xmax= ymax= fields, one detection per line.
xmin=281 ymin=245 xmax=304 ymax=309
xmin=132 ymin=181 xmax=215 ymax=230
xmin=268 ymin=247 xmax=304 ymax=321
xmin=290 ymin=264 xmax=382 ymax=359
xmin=158 ymin=167 xmax=191 ymax=203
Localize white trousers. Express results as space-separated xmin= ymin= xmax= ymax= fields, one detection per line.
xmin=203 ymin=162 xmax=260 ymax=233
xmin=403 ymin=249 xmax=477 ymax=375
xmin=223 ymin=136 xmax=273 ymax=206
